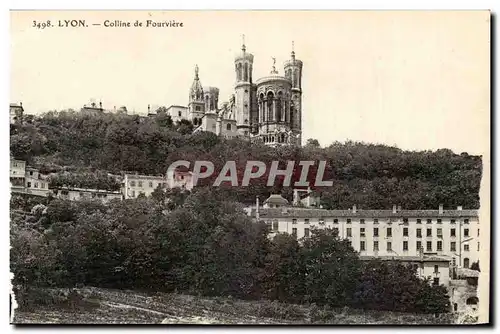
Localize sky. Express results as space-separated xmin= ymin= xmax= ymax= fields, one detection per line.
xmin=10 ymin=10 xmax=490 ymax=155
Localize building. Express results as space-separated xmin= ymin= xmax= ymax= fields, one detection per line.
xmin=249 ymin=195 xmax=480 ymax=269
xmin=359 ymin=255 xmax=451 ymax=287
xmin=10 ymin=159 xmax=26 ymax=190
xmin=449 ymin=267 xmax=479 ymax=314
xmin=168 ymin=38 xmax=303 ymax=146
xmin=10 ymin=102 xmax=24 ymax=124
xmin=165 ymin=105 xmax=188 ymax=123
xmin=122 ymin=170 xmax=193 ymax=199
xmin=10 ymin=159 xmax=50 ymax=197
xmin=24 ymin=167 xmax=50 ymax=196
xmin=122 ymin=174 xmax=167 ymax=199
xmin=51 ymin=187 xmax=122 ymax=203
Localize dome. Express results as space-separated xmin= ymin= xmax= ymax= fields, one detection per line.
xmin=255 ymin=74 xmax=291 ymax=86
xmin=264 ymin=194 xmax=289 ymax=207
xmin=284 ymin=58 xmax=303 ymax=68
xmin=235 ymin=50 xmax=254 ymax=62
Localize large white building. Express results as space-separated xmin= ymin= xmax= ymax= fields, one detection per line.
xmin=249 ymin=194 xmax=480 ymax=270
xmin=167 ymin=39 xmax=303 ymax=146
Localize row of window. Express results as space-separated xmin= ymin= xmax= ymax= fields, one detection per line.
xmin=129 ymin=180 xmax=166 ymax=188
xmin=26 ymin=181 xmax=46 ymax=189
xmin=292 ymin=218 xmax=471 ymax=224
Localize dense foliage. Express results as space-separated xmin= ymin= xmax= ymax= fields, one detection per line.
xmin=11 ymin=191 xmax=450 ymax=314
xmin=10 ymin=109 xmax=481 ymax=209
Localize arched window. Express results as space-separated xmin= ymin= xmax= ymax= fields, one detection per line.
xmin=226 ymin=123 xmax=231 ymax=131
xmin=237 ymin=63 xmax=242 ymax=81
xmin=276 ymin=91 xmax=283 ymax=122
xmin=293 ymin=69 xmax=299 ymax=87
xmin=244 ymin=63 xmax=249 ymax=81
xmin=464 ymin=258 xmax=470 ymax=268
xmin=267 ymin=92 xmax=274 ymax=121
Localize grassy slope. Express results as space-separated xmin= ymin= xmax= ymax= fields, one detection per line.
xmin=12 ymin=287 xmax=459 ymax=325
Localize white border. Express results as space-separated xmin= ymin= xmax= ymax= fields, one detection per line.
xmin=2 ymin=1 xmax=497 ymax=333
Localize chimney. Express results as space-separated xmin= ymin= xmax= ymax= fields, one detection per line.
xmin=352 ymin=204 xmax=357 ymax=214
xmin=457 ymin=206 xmax=463 ymax=211
xmin=256 ymin=196 xmax=260 ymax=221
xmin=392 ymin=204 xmax=397 ymax=214
xmin=439 ymin=204 xmax=444 ymax=215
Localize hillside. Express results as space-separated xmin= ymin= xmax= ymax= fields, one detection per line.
xmin=12 ymin=287 xmax=463 ymax=325
xmin=10 ymin=109 xmax=482 ymax=209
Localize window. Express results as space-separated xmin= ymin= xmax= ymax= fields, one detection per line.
xmin=130 ymin=181 xmax=136 ymax=187
xmin=358 ymin=218 xmax=365 ymax=224
xmin=464 ymin=219 xmax=469 ymax=224
xmin=417 ymin=219 xmax=422 ymax=224
xmin=451 ymin=228 xmax=456 ymax=237
xmin=417 ymin=241 xmax=422 ymax=251
xmin=149 ymin=181 xmax=153 ymax=187
xmin=292 ymin=228 xmax=297 ymax=238
xmin=347 ymin=219 xmax=351 ymax=224
xmin=305 ymin=219 xmax=310 ymax=224
xmin=29 ymin=171 xmax=33 ymax=176
xmin=403 ymin=241 xmax=408 ymax=251
xmin=427 ymin=228 xmax=432 ymax=237
xmin=427 ymin=219 xmax=432 ymax=224
xmin=437 ymin=241 xmax=443 ymax=251
xmin=437 ymin=228 xmax=442 ymax=237
xmin=454 ymin=303 xmax=458 ymax=312
xmin=451 ymin=219 xmax=456 ymax=224
xmin=333 ymin=227 xmax=339 ymax=235
xmin=452 ymin=258 xmax=457 ymax=266
xmin=195 ymin=106 xmax=201 ymax=111
xmin=403 ymin=218 xmax=408 ymax=224
xmin=138 ymin=181 xmax=143 ymax=187
xmin=450 ymin=242 xmax=456 ymax=252
xmin=27 ymin=182 xmax=31 ymax=187
xmin=347 ymin=228 xmax=352 ymax=237
xmin=434 ymin=265 xmax=439 ymax=273
xmin=41 ymin=183 xmax=45 ymax=189
xmin=374 ymin=241 xmax=379 ymax=251
xmin=477 ymin=242 xmax=480 ymax=252
xmin=373 ymin=227 xmax=379 ymax=237
xmin=387 ymin=228 xmax=392 ymax=237
xmin=426 ymin=241 xmax=432 ymax=251
xmin=226 ymin=123 xmax=231 ymax=131
xmin=360 ymin=241 xmax=366 ymax=251
xmin=464 ymin=244 xmax=469 ymax=252
xmin=464 ymin=258 xmax=470 ymax=268
xmin=437 ymin=219 xmax=442 ymax=224
xmin=333 ymin=219 xmax=338 ymax=224
xmin=417 ymin=228 xmax=422 ymax=238
xmin=34 ymin=182 xmax=38 ymax=188
xmin=387 ymin=242 xmax=392 ymax=251
xmin=433 ymin=278 xmax=440 ymax=286
xmin=478 ymin=229 xmax=480 ymax=237
xmin=403 ymin=228 xmax=408 ymax=237
xmin=131 ymin=190 xmax=135 ymax=197
xmin=178 ymin=111 xmax=182 ymax=117
xmin=304 ymin=228 xmax=310 ymax=238
xmin=464 ymin=229 xmax=469 ymax=237
xmin=373 ymin=218 xmax=379 ymax=224
xmin=272 ymin=220 xmax=279 ymax=231
xmin=292 ymin=219 xmax=297 ymax=224
xmin=360 ymin=228 xmax=365 ymax=237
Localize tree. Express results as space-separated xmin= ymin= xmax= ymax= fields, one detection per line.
xmin=470 ymin=261 xmax=480 ymax=272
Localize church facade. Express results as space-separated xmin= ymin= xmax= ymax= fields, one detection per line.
xmin=169 ymin=40 xmax=303 ymax=147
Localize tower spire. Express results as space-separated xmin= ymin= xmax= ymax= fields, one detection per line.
xmin=242 ymin=34 xmax=246 ymax=52
xmin=291 ymin=41 xmax=296 ymax=60
xmin=194 ymin=64 xmax=199 ymax=80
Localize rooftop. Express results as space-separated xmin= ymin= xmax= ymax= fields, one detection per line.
xmin=359 ymin=255 xmax=450 ymax=263
xmin=251 ymin=207 xmax=478 ymax=219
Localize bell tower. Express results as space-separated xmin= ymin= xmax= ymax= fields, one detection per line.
xmin=284 ymin=41 xmax=303 ymax=145
xmin=188 ymin=64 xmax=205 ymax=125
xmin=234 ymin=35 xmax=253 ymax=138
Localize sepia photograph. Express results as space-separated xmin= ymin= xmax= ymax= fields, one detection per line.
xmin=8 ymin=10 xmax=491 ymax=325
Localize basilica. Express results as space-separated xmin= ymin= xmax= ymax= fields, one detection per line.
xmin=166 ymin=40 xmax=303 ymax=147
